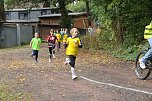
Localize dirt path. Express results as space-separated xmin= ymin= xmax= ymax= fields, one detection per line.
xmin=0 ymin=44 xmax=152 ymax=101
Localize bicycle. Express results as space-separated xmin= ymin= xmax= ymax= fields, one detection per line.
xmin=135 ymin=50 xmax=152 ymax=80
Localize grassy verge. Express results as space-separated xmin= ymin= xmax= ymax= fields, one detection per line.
xmin=81 ymin=34 xmax=148 ymax=61
xmin=0 ymin=84 xmax=32 ymax=101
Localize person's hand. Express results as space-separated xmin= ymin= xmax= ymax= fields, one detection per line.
xmin=74 ymin=40 xmax=78 ymax=47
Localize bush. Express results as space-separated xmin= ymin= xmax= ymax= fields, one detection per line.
xmin=82 ymin=32 xmax=150 ymax=61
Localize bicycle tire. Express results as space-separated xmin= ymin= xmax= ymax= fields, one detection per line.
xmin=135 ymin=51 xmax=151 ymax=80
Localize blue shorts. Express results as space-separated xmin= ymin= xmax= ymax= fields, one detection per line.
xmin=32 ymin=50 xmax=39 ymax=56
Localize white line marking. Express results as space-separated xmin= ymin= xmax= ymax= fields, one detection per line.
xmin=80 ymin=76 xmax=152 ymax=95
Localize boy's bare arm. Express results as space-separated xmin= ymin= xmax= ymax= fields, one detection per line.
xmin=30 ymin=41 xmax=32 ymax=47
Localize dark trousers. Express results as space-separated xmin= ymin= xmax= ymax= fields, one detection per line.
xmin=57 ymin=42 xmax=61 ymax=51
xmin=32 ymin=50 xmax=39 ymax=61
xmin=69 ymin=55 xmax=76 ymax=68
xmin=49 ymin=46 xmax=55 ymax=59
xmin=63 ymin=42 xmax=67 ymax=49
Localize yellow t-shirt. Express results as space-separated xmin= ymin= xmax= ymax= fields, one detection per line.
xmin=63 ymin=34 xmax=68 ymax=43
xmin=56 ymin=33 xmax=62 ymax=42
xmin=66 ymin=37 xmax=81 ymax=56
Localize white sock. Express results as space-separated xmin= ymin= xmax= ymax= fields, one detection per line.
xmin=71 ymin=67 xmax=75 ymax=76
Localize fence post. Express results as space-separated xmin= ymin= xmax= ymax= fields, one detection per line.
xmin=0 ymin=23 xmax=4 ymax=48
xmin=17 ymin=23 xmax=21 ymax=46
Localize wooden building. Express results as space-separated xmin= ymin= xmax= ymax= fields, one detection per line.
xmin=38 ymin=12 xmax=93 ymax=38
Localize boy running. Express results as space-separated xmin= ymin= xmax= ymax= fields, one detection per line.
xmin=55 ymin=29 xmax=62 ymax=51
xmin=46 ymin=29 xmax=57 ymax=63
xmin=64 ymin=28 xmax=83 ymax=80
xmin=63 ymin=28 xmax=69 ymax=49
xmin=30 ymin=33 xmax=41 ymax=63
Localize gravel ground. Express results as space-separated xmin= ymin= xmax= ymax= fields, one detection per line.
xmin=0 ymin=43 xmax=152 ymax=101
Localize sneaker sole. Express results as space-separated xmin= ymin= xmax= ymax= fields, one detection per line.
xmin=72 ymin=76 xmax=78 ymax=80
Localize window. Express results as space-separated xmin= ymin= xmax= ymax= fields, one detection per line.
xmin=19 ymin=12 xmax=28 ymax=20
xmin=5 ymin=12 xmax=10 ymax=20
xmin=41 ymin=10 xmax=47 ymax=15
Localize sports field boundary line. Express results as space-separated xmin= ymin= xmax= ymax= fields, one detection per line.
xmin=80 ymin=76 xmax=152 ymax=95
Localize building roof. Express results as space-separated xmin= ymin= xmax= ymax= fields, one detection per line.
xmin=6 ymin=18 xmax=39 ymax=23
xmin=38 ymin=12 xmax=87 ymax=18
xmin=5 ymin=7 xmax=58 ymax=12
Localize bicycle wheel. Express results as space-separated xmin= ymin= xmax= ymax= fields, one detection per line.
xmin=135 ymin=51 xmax=151 ymax=80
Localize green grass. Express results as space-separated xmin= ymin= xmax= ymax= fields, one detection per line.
xmin=0 ymin=84 xmax=32 ymax=101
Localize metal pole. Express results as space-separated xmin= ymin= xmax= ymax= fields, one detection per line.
xmin=17 ymin=23 xmax=21 ymax=46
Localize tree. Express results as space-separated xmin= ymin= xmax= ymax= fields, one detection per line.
xmin=5 ymin=0 xmax=52 ymax=9
xmin=66 ymin=1 xmax=86 ymax=12
xmin=91 ymin=0 xmax=152 ymax=46
xmin=42 ymin=0 xmax=50 ymax=7
xmin=85 ymin=0 xmax=91 ymax=26
xmin=57 ymin=0 xmax=71 ymax=28
xmin=0 ymin=0 xmax=5 ymax=22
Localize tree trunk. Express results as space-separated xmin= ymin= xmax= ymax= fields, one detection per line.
xmin=116 ymin=20 xmax=123 ymax=44
xmin=85 ymin=0 xmax=91 ymax=27
xmin=0 ymin=0 xmax=5 ymax=22
xmin=58 ymin=0 xmax=71 ymax=28
xmin=116 ymin=7 xmax=123 ymax=44
xmin=58 ymin=0 xmax=67 ymax=17
xmin=0 ymin=0 xmax=4 ymax=48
